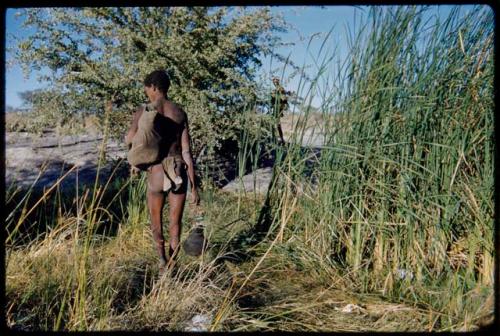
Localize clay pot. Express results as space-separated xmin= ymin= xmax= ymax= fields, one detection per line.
xmin=183 ymin=226 xmax=207 ymax=256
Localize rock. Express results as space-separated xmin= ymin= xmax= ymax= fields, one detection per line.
xmin=395 ymin=268 xmax=414 ymax=281
xmin=5 ymin=130 xmax=127 ymax=192
xmin=281 ymin=112 xmax=327 ymax=147
xmin=184 ymin=313 xmax=212 ymax=332
xmin=335 ymin=303 xmax=366 ymax=314
xmin=221 ymin=167 xmax=273 ymax=195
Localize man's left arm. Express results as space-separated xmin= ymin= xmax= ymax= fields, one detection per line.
xmin=181 ymin=115 xmax=200 ymax=205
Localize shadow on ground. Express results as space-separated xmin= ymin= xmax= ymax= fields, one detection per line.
xmin=208 ymin=142 xmax=324 ymax=266
xmin=5 ymin=158 xmax=131 ymax=246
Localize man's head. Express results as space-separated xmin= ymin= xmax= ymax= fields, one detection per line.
xmin=272 ymin=77 xmax=280 ymax=86
xmin=144 ymin=70 xmax=171 ymax=102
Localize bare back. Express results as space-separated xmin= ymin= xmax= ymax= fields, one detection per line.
xmin=156 ymin=100 xmax=187 ymax=158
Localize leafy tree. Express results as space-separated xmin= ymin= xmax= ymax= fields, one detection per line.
xmin=19 ymin=88 xmax=70 ymax=118
xmin=12 ymin=7 xmax=291 ymax=155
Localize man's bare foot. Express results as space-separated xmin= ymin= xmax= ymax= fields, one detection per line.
xmin=158 ymin=258 xmax=179 ymax=280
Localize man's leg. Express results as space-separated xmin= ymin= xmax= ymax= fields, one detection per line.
xmin=147 ymin=164 xmax=167 ymax=270
xmin=167 ymin=177 xmax=187 ymax=266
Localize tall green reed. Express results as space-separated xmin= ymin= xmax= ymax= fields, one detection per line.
xmin=234 ymin=5 xmax=493 ymax=330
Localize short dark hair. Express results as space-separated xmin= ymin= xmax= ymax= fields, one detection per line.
xmin=144 ymin=70 xmax=171 ymax=95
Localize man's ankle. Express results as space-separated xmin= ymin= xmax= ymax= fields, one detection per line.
xmin=159 ymin=257 xmax=168 ymax=267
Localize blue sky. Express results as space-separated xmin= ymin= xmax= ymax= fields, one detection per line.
xmin=5 ymin=8 xmax=50 ymax=109
xmin=262 ymin=6 xmax=367 ymax=109
xmin=261 ymin=5 xmax=480 ymax=110
xmin=4 ymin=5 xmax=479 ymax=110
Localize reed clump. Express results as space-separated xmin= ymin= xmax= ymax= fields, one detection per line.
xmin=236 ymin=5 xmax=494 ymax=331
